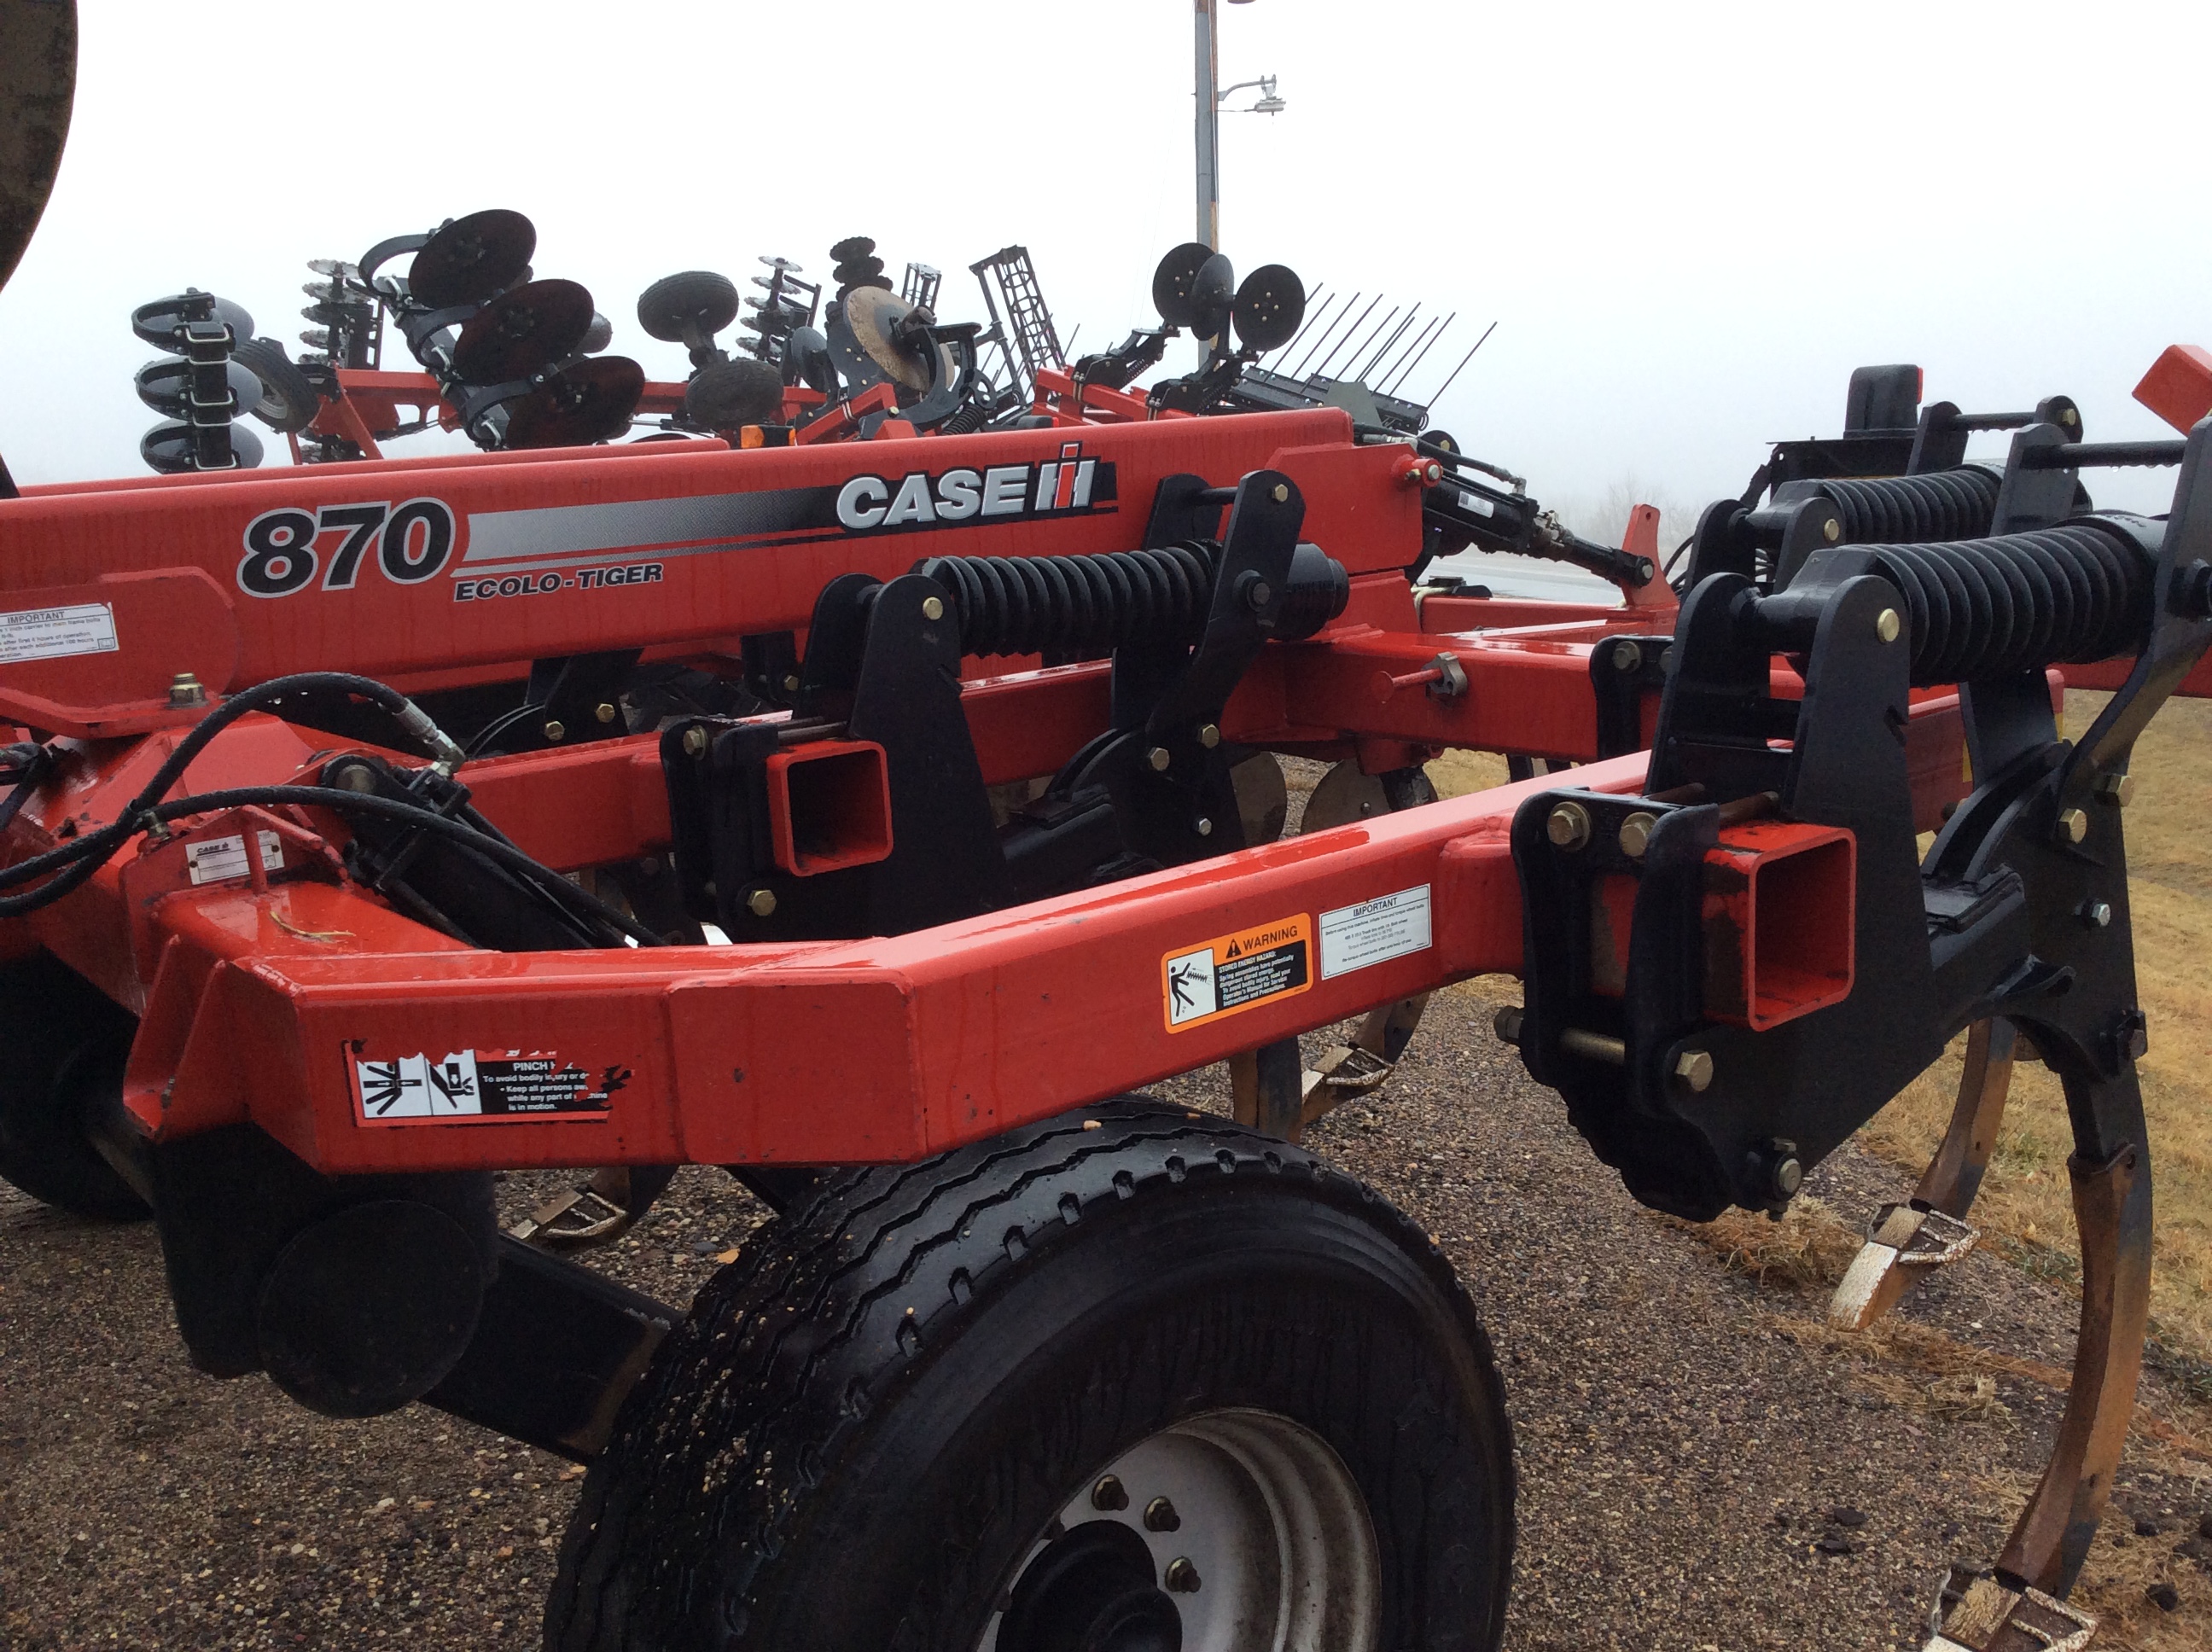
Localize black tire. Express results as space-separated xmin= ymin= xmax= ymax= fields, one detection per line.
xmin=548 ymin=1096 xmax=1514 ymax=1651
xmin=0 ymin=953 xmax=148 ymax=1219
xmin=636 ymin=271 xmax=740 ymax=344
xmin=232 ymin=337 xmax=323 ymax=433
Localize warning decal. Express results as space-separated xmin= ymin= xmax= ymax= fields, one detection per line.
xmin=0 ymin=602 xmax=119 ymax=665
xmin=1162 ymin=913 xmax=1312 ymax=1032
xmin=349 ymin=1047 xmax=631 ymax=1124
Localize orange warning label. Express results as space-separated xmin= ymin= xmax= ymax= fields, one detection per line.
xmin=1161 ymin=913 xmax=1312 ymax=1032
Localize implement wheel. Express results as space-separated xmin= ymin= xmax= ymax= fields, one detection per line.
xmin=0 ymin=953 xmax=147 ymax=1219
xmin=548 ymin=1097 xmax=1513 ymax=1651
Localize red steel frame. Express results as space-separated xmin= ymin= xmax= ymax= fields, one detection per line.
xmin=3 ymin=405 xmax=1979 ymax=1183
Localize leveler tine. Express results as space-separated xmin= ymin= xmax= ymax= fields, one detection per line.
xmin=1295 ymin=289 xmax=1375 ymax=377
xmin=1378 ymin=311 xmax=1448 ymax=397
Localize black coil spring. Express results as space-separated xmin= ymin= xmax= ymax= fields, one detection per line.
xmin=1809 ymin=467 xmax=2001 ymax=544
xmin=913 ymin=542 xmax=1221 ymax=658
xmin=1861 ymin=521 xmax=2154 ymax=684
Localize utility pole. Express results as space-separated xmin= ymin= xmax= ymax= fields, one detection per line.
xmin=1195 ymin=0 xmax=1222 ymax=253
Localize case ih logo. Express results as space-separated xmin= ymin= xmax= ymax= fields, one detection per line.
xmin=834 ymin=441 xmax=1115 ymax=533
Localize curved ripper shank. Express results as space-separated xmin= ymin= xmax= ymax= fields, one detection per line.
xmin=1501 ymin=417 xmax=2212 ymax=1645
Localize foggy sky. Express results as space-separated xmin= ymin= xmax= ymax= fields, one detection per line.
xmin=2 ymin=0 xmax=2204 ymax=525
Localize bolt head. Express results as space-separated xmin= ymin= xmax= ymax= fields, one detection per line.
xmin=921 ymin=594 xmax=946 ymax=621
xmin=2058 ymin=806 xmax=2090 ymax=845
xmin=1194 ymin=817 xmax=1214 ymax=836
xmin=542 ymin=719 xmax=567 ymax=742
xmin=1165 ymin=1557 xmax=1202 ymax=1593
xmin=1674 ymin=1050 xmax=1714 ymax=1092
xmin=2094 ymin=771 xmax=2135 ymax=807
xmin=783 ymin=672 xmax=802 ymax=693
xmin=1876 ymin=608 xmax=1901 ymax=644
xmin=1271 ymin=482 xmax=1289 ymax=503
xmin=1610 ymin=639 xmax=1642 ymax=673
xmin=1147 ymin=746 xmax=1172 ymax=773
xmin=1423 ymin=461 xmax=1441 ymax=483
xmin=595 ymin=701 xmax=619 ymax=724
xmin=744 ymin=887 xmax=777 ymax=918
xmin=1773 ymin=1155 xmax=1804 ymax=1199
xmin=1245 ymin=577 xmax=1273 ymax=612
xmin=2125 ymin=1023 xmax=2150 ymax=1062
xmin=1090 ymin=1475 xmax=1128 ymax=1512
xmin=1822 ymin=515 xmax=1842 ymax=544
xmin=2061 ymin=407 xmax=2080 ymax=428
xmin=2083 ymin=899 xmax=2114 ymax=928
xmin=1493 ymin=1005 xmax=1526 ymax=1045
xmin=1199 ymin=723 xmax=1221 ymax=748
xmin=168 ymin=672 xmax=206 ymax=707
xmin=1144 ymin=1497 xmax=1181 ymax=1533
xmin=332 ymin=762 xmax=379 ymax=794
xmin=683 ymin=725 xmax=709 ymax=757
xmin=1617 ymin=811 xmax=1658 ymax=858
xmin=1545 ymin=800 xmax=1592 ymax=852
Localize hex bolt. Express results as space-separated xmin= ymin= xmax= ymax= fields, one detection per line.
xmin=744 ymin=887 xmax=777 ymax=918
xmin=168 ymin=672 xmax=207 ymax=707
xmin=2123 ymin=1017 xmax=2150 ymax=1063
xmin=1165 ymin=1558 xmax=1202 ymax=1593
xmin=1144 ymin=746 xmax=1173 ymax=774
xmin=1610 ymin=640 xmax=1642 ymax=673
xmin=1493 ymin=1005 xmax=1525 ymax=1045
xmin=1090 ymin=1475 xmax=1129 ymax=1512
xmin=1617 ymin=811 xmax=1658 ymax=858
xmin=1876 ymin=608 xmax=1901 ymax=644
xmin=2094 ymin=771 xmax=2134 ymax=807
xmin=1822 ymin=516 xmax=1842 ymax=544
xmin=2060 ymin=406 xmax=2080 ymax=428
xmin=683 ymin=725 xmax=709 ymax=757
xmin=1270 ymin=483 xmax=1289 ymax=503
xmin=783 ymin=672 xmax=802 ymax=694
xmin=595 ymin=701 xmax=619 ymax=724
xmin=543 ymin=719 xmax=567 ymax=742
xmin=1545 ymin=800 xmax=1592 ymax=852
xmin=1144 ymin=1497 xmax=1182 ymax=1533
xmin=1245 ymin=577 xmax=1273 ymax=612
xmin=2057 ymin=806 xmax=2090 ymax=845
xmin=1194 ymin=817 xmax=1214 ymax=837
xmin=1198 ymin=724 xmax=1221 ymax=748
xmin=1674 ymin=1050 xmax=1714 ymax=1093
xmin=2081 ymin=899 xmax=2114 ymax=928
xmin=921 ymin=595 xmax=946 ymax=621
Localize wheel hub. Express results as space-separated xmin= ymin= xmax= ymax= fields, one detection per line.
xmin=981 ymin=1408 xmax=1379 ymax=1652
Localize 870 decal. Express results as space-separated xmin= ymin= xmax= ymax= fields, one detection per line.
xmin=236 ymin=498 xmax=456 ymax=598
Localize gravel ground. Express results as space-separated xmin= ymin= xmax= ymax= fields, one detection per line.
xmin=4 ymin=991 xmax=2209 ymax=1652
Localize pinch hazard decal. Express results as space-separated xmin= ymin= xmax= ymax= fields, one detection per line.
xmin=348 ymin=1046 xmax=630 ymax=1124
xmin=1162 ymin=914 xmax=1312 ymax=1032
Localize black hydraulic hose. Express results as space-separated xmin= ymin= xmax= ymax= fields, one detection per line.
xmin=0 ymin=782 xmax=661 ymax=944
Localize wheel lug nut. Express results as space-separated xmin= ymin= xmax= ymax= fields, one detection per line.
xmin=1090 ymin=1475 xmax=1128 ymax=1512
xmin=1165 ymin=1556 xmax=1202 ymax=1592
xmin=1143 ymin=1496 xmax=1181 ymax=1533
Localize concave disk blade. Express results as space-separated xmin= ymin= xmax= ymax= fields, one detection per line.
xmin=1151 ymin=241 xmax=1214 ymax=329
xmin=0 ymin=0 xmax=74 ymax=294
xmin=842 ymin=286 xmax=930 ymax=390
xmin=1189 ymin=253 xmax=1235 ymax=342
xmin=409 ymin=209 xmax=536 ymax=310
xmin=452 ymin=278 xmax=594 ymax=383
xmin=1231 ymin=264 xmax=1306 ymax=352
xmin=504 ymin=356 xmax=645 ymax=449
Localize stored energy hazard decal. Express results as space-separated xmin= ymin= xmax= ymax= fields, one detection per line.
xmin=348 ymin=1046 xmax=631 ymax=1123
xmin=1162 ymin=914 xmax=1312 ymax=1032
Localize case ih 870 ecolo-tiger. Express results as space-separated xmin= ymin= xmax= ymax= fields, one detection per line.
xmin=7 ymin=7 xmax=2212 ymax=1649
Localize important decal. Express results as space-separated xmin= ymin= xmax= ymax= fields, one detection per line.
xmin=1318 ymin=885 xmax=1433 ymax=979
xmin=1162 ymin=914 xmax=1312 ymax=1032
xmin=0 ymin=602 xmax=119 ymax=665
xmin=349 ymin=1047 xmax=632 ymax=1123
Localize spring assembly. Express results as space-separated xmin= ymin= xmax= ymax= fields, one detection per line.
xmin=1801 ymin=466 xmax=2001 ymax=544
xmin=1858 ymin=520 xmax=2156 ymax=684
xmin=913 ymin=543 xmax=1221 ymax=658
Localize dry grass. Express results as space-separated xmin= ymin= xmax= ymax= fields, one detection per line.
xmin=1860 ymin=690 xmax=2212 ymax=1381
xmin=1660 ymin=1195 xmax=1864 ymax=1291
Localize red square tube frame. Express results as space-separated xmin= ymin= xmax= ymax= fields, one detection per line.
xmin=1700 ymin=820 xmax=1857 ymax=1032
